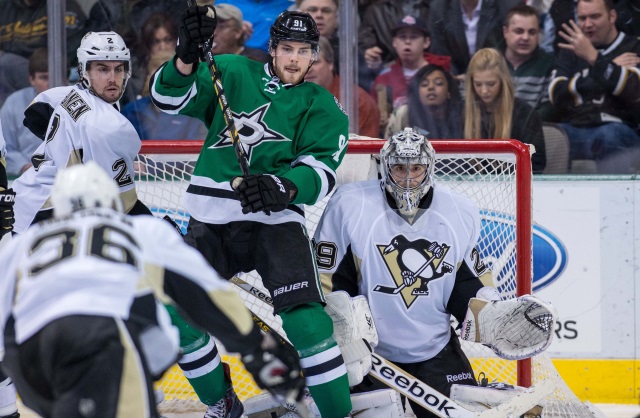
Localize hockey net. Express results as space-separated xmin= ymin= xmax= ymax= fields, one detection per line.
xmin=137 ymin=139 xmax=593 ymax=417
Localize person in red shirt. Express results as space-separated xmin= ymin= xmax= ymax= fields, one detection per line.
xmin=370 ymin=15 xmax=451 ymax=132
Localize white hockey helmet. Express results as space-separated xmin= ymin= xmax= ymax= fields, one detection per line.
xmin=77 ymin=31 xmax=131 ymax=94
xmin=52 ymin=162 xmax=123 ymax=217
xmin=380 ymin=128 xmax=435 ymax=217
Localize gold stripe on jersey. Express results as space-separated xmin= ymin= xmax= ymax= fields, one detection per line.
xmin=122 ymin=188 xmax=138 ymax=213
xmin=209 ymin=288 xmax=255 ymax=336
xmin=115 ymin=318 xmax=152 ymax=417
xmin=139 ymin=263 xmax=172 ymax=304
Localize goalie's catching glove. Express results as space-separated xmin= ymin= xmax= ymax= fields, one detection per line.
xmin=176 ymin=5 xmax=216 ymax=64
xmin=241 ymin=331 xmax=306 ymax=402
xmin=231 ymin=174 xmax=297 ymax=214
xmin=0 ymin=188 xmax=15 ymax=238
xmin=460 ymin=294 xmax=557 ymax=360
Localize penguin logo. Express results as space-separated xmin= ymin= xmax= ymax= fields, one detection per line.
xmin=375 ymin=235 xmax=453 ymax=308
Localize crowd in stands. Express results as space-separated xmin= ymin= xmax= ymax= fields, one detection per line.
xmin=0 ymin=0 xmax=638 ymax=174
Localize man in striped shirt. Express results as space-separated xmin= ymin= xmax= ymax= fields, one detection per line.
xmin=502 ymin=4 xmax=555 ymax=121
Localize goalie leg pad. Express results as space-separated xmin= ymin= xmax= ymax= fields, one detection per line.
xmin=460 ymin=295 xmax=557 ymax=360
xmin=350 ymin=389 xmax=404 ymax=418
xmin=325 ymin=291 xmax=378 ymax=386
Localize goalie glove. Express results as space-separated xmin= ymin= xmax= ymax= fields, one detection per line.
xmin=231 ymin=174 xmax=297 ymax=215
xmin=0 ymin=189 xmax=15 ymax=238
xmin=241 ymin=330 xmax=306 ymax=403
xmin=176 ymin=5 xmax=216 ymax=64
xmin=460 ymin=295 xmax=557 ymax=360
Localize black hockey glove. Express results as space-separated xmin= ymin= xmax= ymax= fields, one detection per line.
xmin=231 ymin=174 xmax=297 ymax=215
xmin=241 ymin=331 xmax=306 ymax=402
xmin=176 ymin=5 xmax=217 ymax=64
xmin=0 ymin=189 xmax=15 ymax=238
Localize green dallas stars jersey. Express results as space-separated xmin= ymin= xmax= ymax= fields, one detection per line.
xmin=150 ymin=54 xmax=349 ymax=226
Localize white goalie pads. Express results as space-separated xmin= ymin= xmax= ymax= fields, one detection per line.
xmin=244 ymin=388 xmax=403 ymax=418
xmin=324 ymin=291 xmax=378 ymax=386
xmin=450 ymin=383 xmax=545 ymax=416
xmin=460 ymin=294 xmax=557 ymax=360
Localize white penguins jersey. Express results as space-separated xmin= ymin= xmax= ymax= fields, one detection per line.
xmin=314 ymin=180 xmax=490 ymax=363
xmin=12 ymin=84 xmax=141 ymax=234
xmin=0 ymin=208 xmax=235 ymax=349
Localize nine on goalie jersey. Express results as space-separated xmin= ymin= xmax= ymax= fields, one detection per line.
xmin=11 ymin=85 xmax=141 ymax=234
xmin=313 ymin=180 xmax=490 ymax=363
xmin=149 ymin=54 xmax=349 ymax=226
xmin=0 ymin=208 xmax=232 ymax=348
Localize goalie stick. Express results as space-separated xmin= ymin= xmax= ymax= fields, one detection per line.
xmin=229 ymin=275 xmax=554 ymax=418
xmin=186 ymin=0 xmax=250 ymax=177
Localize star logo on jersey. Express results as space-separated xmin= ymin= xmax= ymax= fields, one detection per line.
xmin=374 ymin=235 xmax=453 ymax=309
xmin=209 ymin=103 xmax=287 ymax=161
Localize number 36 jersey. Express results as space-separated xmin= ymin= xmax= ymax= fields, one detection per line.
xmin=12 ymin=84 xmax=141 ymax=234
xmin=0 ymin=208 xmax=235 ymax=348
xmin=313 ymin=180 xmax=491 ymax=363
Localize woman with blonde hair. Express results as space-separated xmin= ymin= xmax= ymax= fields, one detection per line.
xmin=464 ymin=48 xmax=546 ymax=173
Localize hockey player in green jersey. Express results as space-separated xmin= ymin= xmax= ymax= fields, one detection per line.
xmin=150 ymin=6 xmax=352 ymax=418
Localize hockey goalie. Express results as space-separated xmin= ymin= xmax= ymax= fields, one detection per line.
xmin=309 ymin=128 xmax=556 ymax=418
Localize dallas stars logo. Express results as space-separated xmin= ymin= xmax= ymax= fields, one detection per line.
xmin=209 ymin=103 xmax=287 ymax=161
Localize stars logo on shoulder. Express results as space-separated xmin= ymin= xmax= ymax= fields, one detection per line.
xmin=209 ymin=103 xmax=287 ymax=161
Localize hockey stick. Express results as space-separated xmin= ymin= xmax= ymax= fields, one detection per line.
xmin=230 ymin=276 xmax=554 ymax=418
xmin=186 ymin=0 xmax=250 ymax=176
xmin=373 ymin=251 xmax=438 ymax=294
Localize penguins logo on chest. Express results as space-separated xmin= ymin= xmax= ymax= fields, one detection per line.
xmin=375 ymin=235 xmax=454 ymax=308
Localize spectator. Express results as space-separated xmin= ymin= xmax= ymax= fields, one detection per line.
xmin=305 ymin=36 xmax=381 ymax=137
xmin=0 ymin=0 xmax=87 ymax=105
xmin=359 ymin=0 xmax=431 ymax=71
xmin=212 ymin=4 xmax=269 ymax=62
xmin=385 ymin=64 xmax=463 ymax=138
xmin=122 ymin=50 xmax=208 ymax=140
xmin=370 ymin=15 xmax=451 ymax=134
xmin=129 ymin=12 xmax=178 ymax=100
xmin=428 ymin=0 xmax=522 ymax=76
xmin=465 ymin=48 xmax=546 ymax=173
xmin=550 ymin=0 xmax=640 ymax=173
xmin=358 ymin=0 xmax=430 ymax=91
xmin=0 ymin=0 xmax=86 ymax=64
xmin=501 ymin=4 xmax=555 ymax=121
xmin=0 ymin=48 xmax=51 ymax=177
xmin=615 ymin=0 xmax=640 ymax=36
xmin=216 ymin=0 xmax=295 ymax=52
xmin=298 ymin=0 xmax=340 ymax=70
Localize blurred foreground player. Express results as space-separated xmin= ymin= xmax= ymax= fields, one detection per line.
xmin=0 ymin=162 xmax=305 ymax=418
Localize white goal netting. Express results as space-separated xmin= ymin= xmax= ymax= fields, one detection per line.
xmin=136 ymin=139 xmax=595 ymax=417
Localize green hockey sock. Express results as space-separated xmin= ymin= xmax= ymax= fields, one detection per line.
xmin=280 ymin=303 xmax=352 ymax=418
xmin=165 ymin=304 xmax=228 ymax=405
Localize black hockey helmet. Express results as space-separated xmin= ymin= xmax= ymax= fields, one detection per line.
xmin=269 ymin=11 xmax=320 ymax=52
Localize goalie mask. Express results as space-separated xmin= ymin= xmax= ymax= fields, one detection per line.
xmin=77 ymin=31 xmax=131 ymax=100
xmin=380 ymin=128 xmax=435 ymax=218
xmin=52 ymin=162 xmax=123 ymax=217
